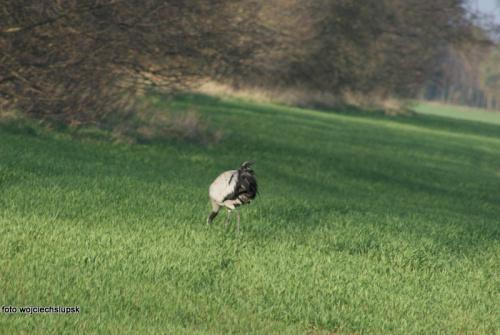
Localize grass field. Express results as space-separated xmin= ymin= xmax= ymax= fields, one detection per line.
xmin=413 ymin=102 xmax=500 ymax=125
xmin=1 ymin=93 xmax=499 ymax=334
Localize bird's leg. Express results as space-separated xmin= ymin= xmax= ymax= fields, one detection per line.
xmin=235 ymin=209 xmax=240 ymax=234
xmin=207 ymin=201 xmax=221 ymax=226
xmin=225 ymin=209 xmax=231 ymax=228
xmin=207 ymin=211 xmax=218 ymax=226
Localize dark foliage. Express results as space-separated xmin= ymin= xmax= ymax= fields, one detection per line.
xmin=0 ymin=0 xmax=259 ymax=124
xmin=0 ymin=0 xmax=489 ymax=125
xmin=253 ymin=0 xmax=486 ymax=97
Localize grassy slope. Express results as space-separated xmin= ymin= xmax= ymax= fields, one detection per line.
xmin=1 ymin=94 xmax=499 ymax=334
xmin=414 ymin=102 xmax=500 ymax=126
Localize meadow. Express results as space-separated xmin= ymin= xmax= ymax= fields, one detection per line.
xmin=1 ymin=93 xmax=499 ymax=334
xmin=414 ymin=102 xmax=500 ymax=126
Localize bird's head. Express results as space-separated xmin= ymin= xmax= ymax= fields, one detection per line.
xmin=241 ymin=161 xmax=254 ymax=171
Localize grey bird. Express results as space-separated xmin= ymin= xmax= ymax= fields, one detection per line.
xmin=206 ymin=161 xmax=258 ymax=234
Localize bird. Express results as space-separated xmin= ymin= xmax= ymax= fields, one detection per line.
xmin=206 ymin=161 xmax=258 ymax=234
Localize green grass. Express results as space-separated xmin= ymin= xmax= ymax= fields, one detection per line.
xmin=413 ymin=102 xmax=500 ymax=125
xmin=1 ymin=93 xmax=499 ymax=334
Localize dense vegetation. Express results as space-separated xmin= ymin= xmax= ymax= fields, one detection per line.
xmin=0 ymin=0 xmax=490 ymax=126
xmin=1 ymin=94 xmax=499 ymax=333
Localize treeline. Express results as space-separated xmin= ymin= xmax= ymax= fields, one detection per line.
xmin=0 ymin=0 xmax=493 ymax=125
xmin=424 ymin=43 xmax=500 ymax=110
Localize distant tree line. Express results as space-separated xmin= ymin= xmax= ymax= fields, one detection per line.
xmin=0 ymin=0 xmax=493 ymax=125
xmin=421 ymin=4 xmax=500 ymax=110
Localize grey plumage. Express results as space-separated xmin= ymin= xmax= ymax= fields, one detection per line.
xmin=206 ymin=161 xmax=258 ymax=234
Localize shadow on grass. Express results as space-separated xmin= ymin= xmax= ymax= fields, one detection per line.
xmin=171 ymin=92 xmax=500 ymax=140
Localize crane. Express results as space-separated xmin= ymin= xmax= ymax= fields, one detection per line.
xmin=206 ymin=161 xmax=258 ymax=234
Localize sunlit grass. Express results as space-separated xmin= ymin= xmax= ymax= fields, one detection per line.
xmin=414 ymin=101 xmax=500 ymax=125
xmin=1 ymin=93 xmax=499 ymax=333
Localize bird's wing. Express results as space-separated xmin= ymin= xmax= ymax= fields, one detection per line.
xmin=209 ymin=170 xmax=239 ymax=204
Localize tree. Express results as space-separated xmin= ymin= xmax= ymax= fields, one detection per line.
xmin=276 ymin=0 xmax=484 ymax=98
xmin=0 ymin=0 xmax=261 ymax=124
xmin=480 ymin=45 xmax=500 ymax=109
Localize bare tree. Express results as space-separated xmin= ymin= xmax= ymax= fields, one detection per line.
xmin=0 ymin=0 xmax=261 ymax=124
